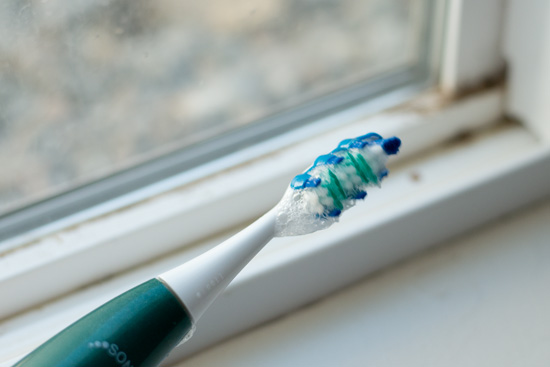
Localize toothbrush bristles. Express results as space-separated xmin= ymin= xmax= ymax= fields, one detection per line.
xmin=274 ymin=133 xmax=400 ymax=237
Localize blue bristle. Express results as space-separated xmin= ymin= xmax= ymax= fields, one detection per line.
xmin=336 ymin=138 xmax=353 ymax=148
xmin=353 ymin=191 xmax=367 ymax=200
xmin=379 ymin=169 xmax=389 ymax=179
xmin=311 ymin=154 xmax=344 ymax=167
xmin=333 ymin=138 xmax=368 ymax=152
xmin=381 ymin=137 xmax=401 ymax=155
xmin=357 ymin=132 xmax=382 ymax=141
xmin=333 ymin=133 xmax=384 ymax=154
xmin=348 ymin=139 xmax=368 ymax=149
xmin=291 ymin=173 xmax=321 ymax=189
xmin=327 ymin=208 xmax=342 ymax=217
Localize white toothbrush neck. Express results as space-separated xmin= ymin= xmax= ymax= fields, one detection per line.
xmin=158 ymin=209 xmax=276 ymax=322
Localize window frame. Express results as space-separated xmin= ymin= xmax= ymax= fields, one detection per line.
xmin=0 ymin=0 xmax=439 ymax=244
xmin=0 ymin=0 xmax=446 ymax=314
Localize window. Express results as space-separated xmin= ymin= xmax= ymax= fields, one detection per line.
xmin=0 ymin=0 xmax=434 ymax=242
xmin=3 ymin=0 xmax=550 ymax=366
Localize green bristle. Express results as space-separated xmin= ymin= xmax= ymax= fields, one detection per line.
xmin=328 ymin=169 xmax=346 ymax=198
xmin=354 ymin=152 xmax=378 ymax=184
xmin=345 ymin=151 xmax=370 ymax=184
xmin=320 ymin=169 xmax=344 ymax=210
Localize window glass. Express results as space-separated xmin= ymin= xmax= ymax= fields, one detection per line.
xmin=0 ymin=0 xmax=427 ymax=218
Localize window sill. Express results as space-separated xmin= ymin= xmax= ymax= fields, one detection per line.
xmin=2 ymin=113 xmax=549 ymax=365
xmin=3 ymin=88 xmax=550 ymax=365
xmin=0 ymin=88 xmax=503 ymax=322
xmin=165 ymin=120 xmax=550 ymax=364
xmin=179 ymin=195 xmax=550 ymax=366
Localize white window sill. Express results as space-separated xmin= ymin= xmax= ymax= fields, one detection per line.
xmin=0 ymin=88 xmax=503 ymax=322
xmin=1 ymin=88 xmax=549 ymax=365
xmin=179 ymin=194 xmax=550 ymax=367
xmin=165 ymin=119 xmax=550 ymax=364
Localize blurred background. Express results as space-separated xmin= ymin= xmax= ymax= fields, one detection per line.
xmin=0 ymin=0 xmax=423 ymax=217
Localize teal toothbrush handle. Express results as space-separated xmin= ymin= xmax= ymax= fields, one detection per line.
xmin=13 ymin=279 xmax=193 ymax=367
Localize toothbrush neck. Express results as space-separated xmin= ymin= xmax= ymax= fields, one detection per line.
xmin=158 ymin=209 xmax=276 ymax=322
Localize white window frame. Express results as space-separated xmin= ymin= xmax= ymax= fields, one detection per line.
xmin=504 ymin=0 xmax=550 ymax=141
xmin=2 ymin=0 xmax=550 ymax=365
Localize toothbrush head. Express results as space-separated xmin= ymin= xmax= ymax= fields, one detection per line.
xmin=275 ymin=134 xmax=401 ymax=236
